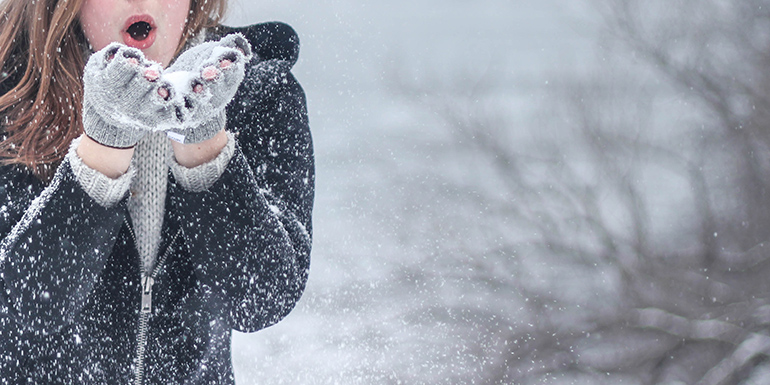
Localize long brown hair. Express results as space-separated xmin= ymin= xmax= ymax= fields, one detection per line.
xmin=0 ymin=0 xmax=227 ymax=180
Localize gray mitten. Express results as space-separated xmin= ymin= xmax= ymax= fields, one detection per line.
xmin=83 ymin=43 xmax=177 ymax=148
xmin=162 ymin=33 xmax=252 ymax=143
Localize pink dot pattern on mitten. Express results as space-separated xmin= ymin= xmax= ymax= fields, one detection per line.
xmin=157 ymin=87 xmax=169 ymax=100
xmin=144 ymin=68 xmax=160 ymax=82
xmin=202 ymin=66 xmax=220 ymax=81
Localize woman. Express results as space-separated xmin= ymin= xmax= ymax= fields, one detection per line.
xmin=0 ymin=0 xmax=314 ymax=383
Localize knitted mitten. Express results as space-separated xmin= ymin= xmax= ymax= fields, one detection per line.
xmin=82 ymin=44 xmax=178 ymax=148
xmin=162 ymin=33 xmax=252 ymax=144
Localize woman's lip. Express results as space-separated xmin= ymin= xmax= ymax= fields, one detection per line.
xmin=122 ymin=14 xmax=156 ymax=50
xmin=123 ymin=28 xmax=156 ymax=50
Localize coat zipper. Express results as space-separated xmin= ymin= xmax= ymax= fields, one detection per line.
xmin=125 ymin=218 xmax=182 ymax=385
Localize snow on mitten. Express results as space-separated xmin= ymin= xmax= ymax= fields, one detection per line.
xmin=162 ymin=33 xmax=252 ymax=144
xmin=82 ymin=43 xmax=177 ymax=148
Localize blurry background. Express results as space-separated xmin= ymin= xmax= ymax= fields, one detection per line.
xmin=225 ymin=0 xmax=770 ymax=383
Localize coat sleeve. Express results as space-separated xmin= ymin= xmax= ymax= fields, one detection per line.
xmin=168 ymin=49 xmax=314 ymax=332
xmin=0 ymin=160 xmax=127 ymax=333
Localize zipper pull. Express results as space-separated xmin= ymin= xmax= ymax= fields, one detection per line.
xmin=141 ymin=275 xmax=154 ymax=313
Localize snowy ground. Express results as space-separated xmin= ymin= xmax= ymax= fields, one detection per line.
xmin=224 ymin=1 xmax=602 ymax=383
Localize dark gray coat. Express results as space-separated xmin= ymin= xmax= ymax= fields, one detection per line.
xmin=0 ymin=22 xmax=314 ymax=384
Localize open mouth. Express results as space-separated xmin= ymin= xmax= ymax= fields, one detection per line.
xmin=127 ymin=21 xmax=152 ymax=41
xmin=123 ymin=15 xmax=156 ymax=49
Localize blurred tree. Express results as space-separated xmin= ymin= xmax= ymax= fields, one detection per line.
xmin=391 ymin=0 xmax=770 ymax=383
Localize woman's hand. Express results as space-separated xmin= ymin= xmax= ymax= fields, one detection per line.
xmin=76 ymin=135 xmax=135 ymax=178
xmin=82 ymin=43 xmax=177 ymax=148
xmin=79 ymin=35 xmax=252 ymax=172
xmin=162 ymin=33 xmax=252 ymax=144
xmin=170 ymin=129 xmax=229 ymax=168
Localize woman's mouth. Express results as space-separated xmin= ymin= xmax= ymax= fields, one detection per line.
xmin=122 ymin=15 xmax=156 ymax=50
xmin=128 ymin=21 xmax=151 ymax=40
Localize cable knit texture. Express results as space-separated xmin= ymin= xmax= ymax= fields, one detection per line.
xmin=66 ymin=135 xmax=134 ymax=208
xmin=128 ymin=131 xmax=171 ymax=271
xmin=70 ymin=131 xmax=235 ymax=272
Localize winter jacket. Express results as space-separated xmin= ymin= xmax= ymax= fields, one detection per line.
xmin=0 ymin=22 xmax=314 ymax=384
